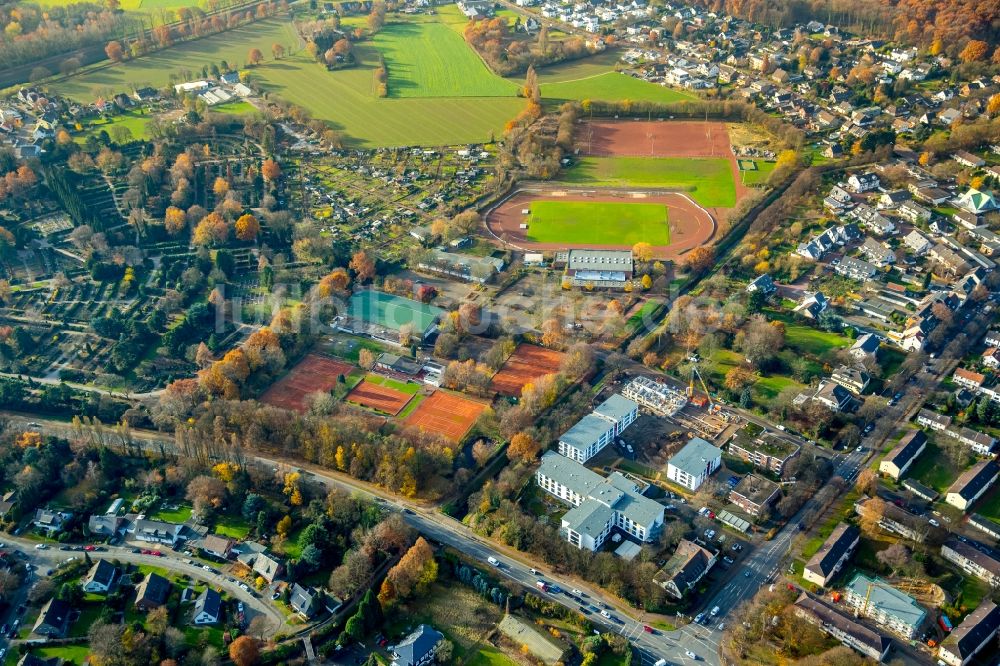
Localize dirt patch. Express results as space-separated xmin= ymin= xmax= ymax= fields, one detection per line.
xmin=577 ymin=120 xmax=734 ymax=158
xmin=485 ymin=188 xmax=715 ymax=260
xmin=404 ymin=390 xmax=487 ymax=442
xmin=489 ymin=343 xmax=566 ymax=397
xmin=347 ymin=380 xmax=413 ymax=415
xmin=260 ymin=354 xmax=354 ymax=413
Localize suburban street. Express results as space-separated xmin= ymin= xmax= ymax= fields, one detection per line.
xmin=0 ymin=534 xmax=285 ymax=637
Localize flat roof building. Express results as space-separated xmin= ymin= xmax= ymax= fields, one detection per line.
xmin=536 ymin=451 xmax=664 ymax=552
xmin=558 ymin=249 xmax=634 ymax=289
xmin=667 ymin=438 xmax=722 ymax=491
xmin=843 ymin=573 xmax=927 ymax=639
xmin=621 ymin=376 xmax=687 ymax=416
xmin=557 ymin=394 xmax=638 ymax=463
xmin=727 ymin=426 xmax=800 ymax=475
xmin=728 ymin=474 xmax=781 ymax=518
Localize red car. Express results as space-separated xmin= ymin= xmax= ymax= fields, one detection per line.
xmin=642 ymin=625 xmax=655 ymax=634
xmin=83 ymin=546 xmax=96 ymax=552
xmin=708 ymin=511 xmax=716 ymax=519
xmin=140 ymin=549 xmax=152 ymax=555
xmin=151 ymin=550 xmax=162 ymax=557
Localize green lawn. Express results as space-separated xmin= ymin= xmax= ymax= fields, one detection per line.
xmin=905 ymin=440 xmax=960 ymax=493
xmin=974 ymin=484 xmax=1000 ymax=521
xmin=210 ymin=100 xmax=258 ymax=115
xmin=397 ymin=393 xmax=426 ymax=418
xmin=560 ymin=157 xmax=736 ymax=208
xmin=213 ymin=513 xmax=251 ymax=539
xmin=539 ymin=71 xmax=696 ymax=104
xmin=70 ymin=603 xmax=105 ymax=638
xmin=465 ymin=647 xmax=517 ymax=666
xmin=765 ymin=310 xmax=851 ymax=356
xmin=738 ymin=160 xmax=775 ymax=186
xmin=526 ymin=200 xmax=669 ymax=245
xmin=152 ymin=504 xmax=192 ymax=523
xmin=366 ymin=374 xmax=422 ymax=394
xmin=372 ymin=20 xmax=517 ymax=98
xmin=77 ymin=111 xmax=152 ymax=141
xmin=34 ymin=646 xmax=91 ymax=666
xmin=51 ymin=20 xmax=300 ymax=101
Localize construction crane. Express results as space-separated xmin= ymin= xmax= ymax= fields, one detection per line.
xmin=686 ymin=352 xmax=721 ymax=414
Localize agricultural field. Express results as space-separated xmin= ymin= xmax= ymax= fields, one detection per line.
xmin=560 ymin=156 xmax=737 ymax=208
xmin=51 ymin=19 xmax=301 ymax=101
xmin=540 ymin=71 xmax=696 ymax=104
xmin=525 ymin=199 xmax=670 ymax=245
xmin=372 ymin=18 xmax=518 ymax=98
xmin=532 ymin=52 xmax=696 ymax=104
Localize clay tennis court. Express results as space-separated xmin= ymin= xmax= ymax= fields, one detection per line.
xmin=347 ymin=380 xmax=413 ymax=416
xmin=485 ymin=188 xmax=715 ymax=260
xmin=403 ymin=390 xmax=486 ymax=442
xmin=578 ymin=120 xmax=734 ymax=158
xmin=261 ymin=354 xmax=354 ymax=413
xmin=490 ymin=344 xmax=566 ymax=397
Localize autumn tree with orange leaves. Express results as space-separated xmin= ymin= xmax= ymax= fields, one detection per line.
xmin=164 ymin=206 xmax=186 ymax=235
xmin=507 ymin=432 xmax=540 ymax=462
xmin=235 ymin=213 xmax=260 ymax=241
xmin=349 ymin=250 xmax=376 ymax=283
xmin=261 ymin=159 xmax=281 ymax=182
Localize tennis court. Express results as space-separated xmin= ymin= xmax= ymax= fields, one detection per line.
xmin=347 ymin=380 xmax=414 ymax=416
xmin=403 ymin=390 xmax=486 ymax=442
xmin=490 ymin=344 xmax=565 ymax=396
xmin=260 ymin=354 xmax=354 ymax=412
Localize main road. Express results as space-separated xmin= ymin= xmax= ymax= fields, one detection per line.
xmin=6 ymin=412 xmax=878 ymax=666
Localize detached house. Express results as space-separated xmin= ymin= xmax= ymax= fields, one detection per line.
xmin=82 ymin=560 xmax=118 ymax=594
xmin=391 ymin=625 xmax=443 ymax=666
xmin=192 ymin=589 xmax=222 ymax=625
xmin=32 ymin=598 xmax=71 ymax=637
xmin=135 ymin=572 xmax=172 ymax=611
xmin=654 ymin=539 xmax=716 ymax=598
xmin=847 ymin=172 xmax=880 ymax=193
xmin=33 ymin=509 xmax=71 ymax=535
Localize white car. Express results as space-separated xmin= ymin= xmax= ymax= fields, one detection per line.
xmin=34 ymin=544 xmax=48 ymax=550
xmin=929 ymin=518 xmax=940 ymax=527
xmin=600 ymin=610 xmax=611 ymax=619
xmin=685 ymin=650 xmax=697 ymax=660
xmin=571 ymin=588 xmax=583 ymax=596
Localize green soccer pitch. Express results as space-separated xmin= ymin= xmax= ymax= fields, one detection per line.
xmin=525 ymin=200 xmax=670 ymax=246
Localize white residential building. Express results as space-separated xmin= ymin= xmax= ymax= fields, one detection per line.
xmin=666 ymin=438 xmax=722 ymax=491
xmin=536 ymin=451 xmax=664 ymax=551
xmin=557 ymin=394 xmax=638 ymax=463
